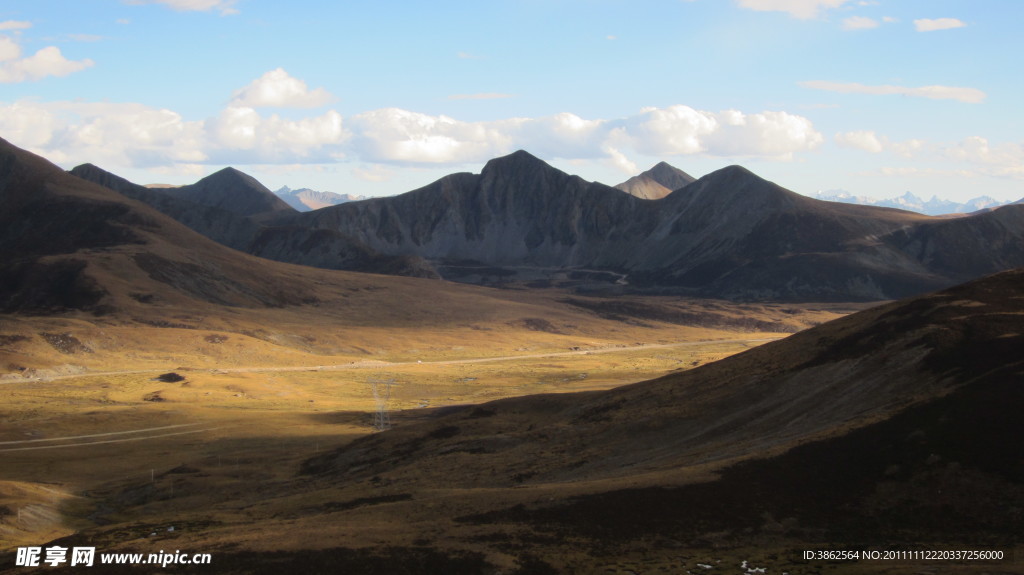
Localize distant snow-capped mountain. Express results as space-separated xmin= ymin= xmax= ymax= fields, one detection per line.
xmin=813 ymin=190 xmax=1009 ymax=216
xmin=274 ymin=186 xmax=367 ymax=212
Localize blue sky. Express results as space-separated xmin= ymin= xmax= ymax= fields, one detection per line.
xmin=2 ymin=0 xmax=1021 ymax=202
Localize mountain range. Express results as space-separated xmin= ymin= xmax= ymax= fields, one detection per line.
xmin=813 ymin=189 xmax=1012 ymax=215
xmin=62 ymin=148 xmax=1024 ymax=302
xmin=274 ymin=186 xmax=367 ymax=212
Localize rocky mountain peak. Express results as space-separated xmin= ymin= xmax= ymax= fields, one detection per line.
xmin=481 ymin=150 xmax=556 ymax=177
xmin=645 ymin=161 xmax=696 ymax=190
xmin=172 ymin=167 xmax=295 ymax=217
xmin=615 ymin=161 xmax=696 ymax=199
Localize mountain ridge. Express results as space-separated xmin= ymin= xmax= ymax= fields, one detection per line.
xmin=54 ymin=146 xmax=1024 ymax=301
xmin=272 ymin=152 xmax=1020 ymax=300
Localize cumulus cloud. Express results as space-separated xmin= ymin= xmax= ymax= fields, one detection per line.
xmin=207 ymin=105 xmax=346 ymax=163
xmin=835 ymin=131 xmax=926 ymax=157
xmin=839 ymin=131 xmax=1024 ymax=180
xmin=0 ymin=68 xmax=824 ymax=174
xmin=842 ymin=16 xmax=878 ymax=30
xmin=799 ymin=80 xmax=985 ymax=103
xmin=914 ymin=18 xmax=966 ymax=32
xmin=343 ymin=105 xmax=822 ymax=166
xmin=835 ymin=130 xmax=884 ymax=153
xmin=941 ymin=137 xmax=1024 ymax=176
xmin=735 ymin=0 xmax=850 ymax=19
xmin=0 ymin=100 xmax=206 ymax=167
xmin=616 ymin=105 xmax=718 ymax=155
xmin=0 ymin=35 xmax=95 ymax=83
xmin=344 ymin=108 xmax=520 ymax=165
xmin=125 ymin=0 xmax=240 ymax=15
xmin=230 ymin=68 xmax=334 ymax=109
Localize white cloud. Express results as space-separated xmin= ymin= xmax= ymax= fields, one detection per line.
xmin=0 ymin=68 xmax=824 ymax=173
xmin=914 ymin=18 xmax=966 ymax=32
xmin=0 ymin=100 xmax=206 ymax=167
xmin=125 ymin=0 xmax=240 ymax=15
xmin=230 ymin=68 xmax=334 ymax=109
xmin=344 ymin=105 xmax=822 ymax=166
xmin=618 ymin=105 xmax=718 ymax=155
xmin=835 ymin=130 xmax=884 ymax=153
xmin=0 ymin=37 xmax=19 ymax=61
xmin=0 ymin=21 xmax=32 ymax=31
xmin=0 ymin=36 xmax=94 ymax=83
xmin=839 ymin=131 xmax=1024 ymax=180
xmin=835 ymin=131 xmax=927 ymax=157
xmin=842 ymin=16 xmax=878 ymax=30
xmin=941 ymin=137 xmax=1024 ymax=177
xmin=208 ymin=105 xmax=346 ymax=162
xmin=799 ymin=80 xmax=985 ymax=103
xmin=345 ymin=108 xmax=519 ymax=165
xmin=735 ymin=0 xmax=849 ymax=19
xmin=704 ymin=109 xmax=824 ymax=159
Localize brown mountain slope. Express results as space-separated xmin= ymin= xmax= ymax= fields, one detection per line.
xmin=614 ymin=160 xmax=696 ymax=199
xmin=0 ymin=137 xmax=330 ymax=313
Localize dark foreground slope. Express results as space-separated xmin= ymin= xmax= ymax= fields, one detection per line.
xmin=290 ymin=268 xmax=1024 ymax=570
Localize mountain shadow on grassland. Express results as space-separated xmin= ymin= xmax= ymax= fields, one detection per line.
xmin=460 ymin=370 xmax=1024 ymax=547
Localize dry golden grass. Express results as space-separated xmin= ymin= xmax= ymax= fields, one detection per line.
xmin=0 ymin=287 xmax=858 ymax=554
